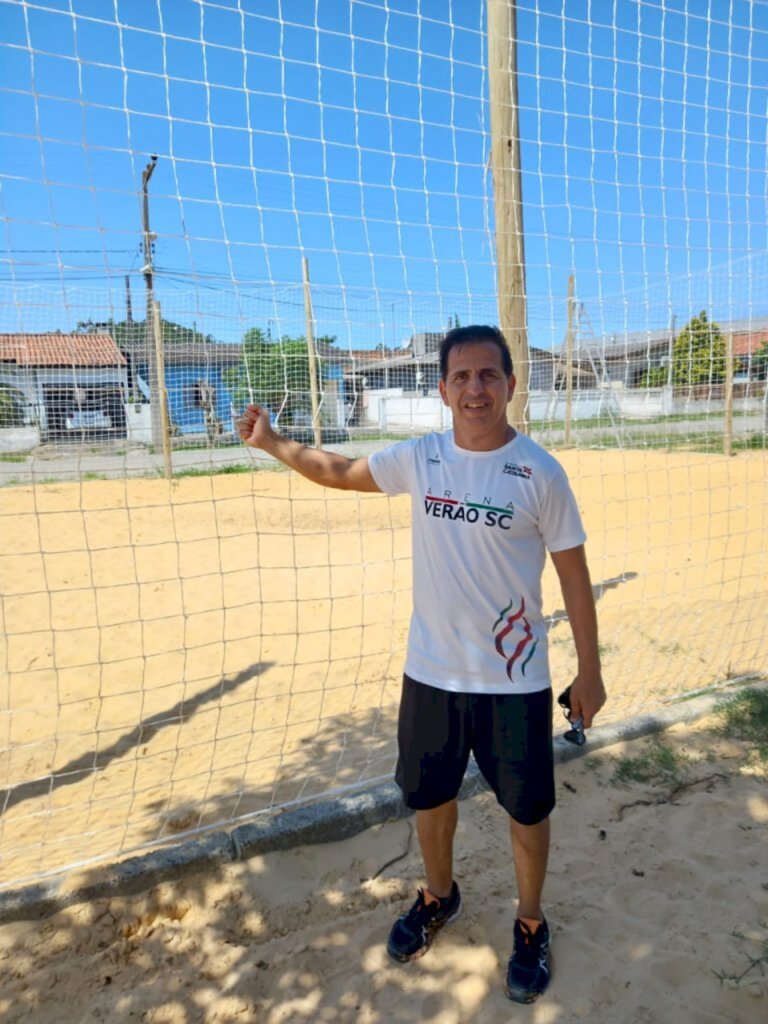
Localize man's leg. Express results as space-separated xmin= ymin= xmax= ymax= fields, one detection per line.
xmin=506 ymin=814 xmax=552 ymax=1003
xmin=417 ymin=798 xmax=458 ymax=899
xmin=509 ymin=814 xmax=550 ymax=922
xmin=388 ymin=677 xmax=466 ymax=963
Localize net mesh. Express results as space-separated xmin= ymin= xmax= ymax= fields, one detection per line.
xmin=0 ymin=0 xmax=766 ymax=889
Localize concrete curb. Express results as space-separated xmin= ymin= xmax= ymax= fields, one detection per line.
xmin=0 ymin=687 xmax=747 ymax=923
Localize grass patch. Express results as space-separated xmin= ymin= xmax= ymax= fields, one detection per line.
xmin=737 ymin=432 xmax=768 ymax=450
xmin=713 ymin=933 xmax=768 ymax=987
xmin=712 ymin=687 xmax=768 ymax=765
xmin=612 ymin=740 xmax=691 ymax=787
xmin=0 ymin=453 xmax=28 ymax=462
xmin=173 ymin=463 xmax=252 ymax=478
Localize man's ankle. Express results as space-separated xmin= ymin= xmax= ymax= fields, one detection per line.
xmin=517 ymin=914 xmax=543 ymax=933
xmin=424 ymin=885 xmax=453 ymax=904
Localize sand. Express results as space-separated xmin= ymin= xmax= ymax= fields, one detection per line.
xmin=1 ymin=448 xmax=767 ymax=888
xmin=0 ymin=712 xmax=766 ymax=1023
xmin=0 ymin=447 xmax=767 ymax=1019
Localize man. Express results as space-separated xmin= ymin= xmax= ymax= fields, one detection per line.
xmin=238 ymin=325 xmax=605 ymax=1003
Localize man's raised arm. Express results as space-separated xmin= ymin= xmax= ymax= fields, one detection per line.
xmin=237 ymin=403 xmax=381 ymax=492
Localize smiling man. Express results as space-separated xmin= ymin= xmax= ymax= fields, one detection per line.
xmin=238 ymin=324 xmax=606 ymax=1003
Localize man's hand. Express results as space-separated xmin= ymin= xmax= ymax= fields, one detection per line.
xmin=567 ymin=671 xmax=606 ymax=729
xmin=235 ymin=403 xmax=381 ymax=492
xmin=237 ymin=404 xmax=275 ymax=449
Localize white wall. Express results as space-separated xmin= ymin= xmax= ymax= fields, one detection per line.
xmin=362 ymin=385 xmax=765 ymax=432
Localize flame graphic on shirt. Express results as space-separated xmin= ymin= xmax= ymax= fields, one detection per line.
xmin=493 ymin=597 xmax=538 ymax=680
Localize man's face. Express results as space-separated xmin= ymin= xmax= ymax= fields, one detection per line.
xmin=438 ymin=341 xmax=515 ymax=445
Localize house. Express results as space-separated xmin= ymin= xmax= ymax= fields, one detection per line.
xmin=732 ymin=324 xmax=768 ymax=379
xmin=346 ymin=337 xmax=561 ymax=395
xmin=0 ymin=333 xmax=128 ymax=439
xmin=341 ymin=332 xmax=564 ymax=430
xmin=119 ymin=339 xmax=244 ymax=437
xmin=574 ymin=318 xmax=768 ymax=389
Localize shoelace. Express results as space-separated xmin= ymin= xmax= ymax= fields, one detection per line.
xmin=405 ymin=889 xmax=443 ymax=927
xmin=514 ymin=921 xmax=542 ymax=965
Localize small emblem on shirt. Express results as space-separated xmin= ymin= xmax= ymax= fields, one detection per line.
xmin=427 ymin=456 xmax=441 ymax=465
xmin=503 ymin=463 xmax=532 ymax=479
xmin=492 ymin=596 xmax=538 ymax=680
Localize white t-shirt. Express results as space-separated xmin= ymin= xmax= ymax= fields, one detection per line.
xmin=369 ymin=430 xmax=586 ymax=695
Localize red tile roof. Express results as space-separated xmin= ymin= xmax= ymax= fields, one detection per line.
xmin=731 ymin=330 xmax=768 ymax=357
xmin=0 ymin=333 xmax=126 ymax=367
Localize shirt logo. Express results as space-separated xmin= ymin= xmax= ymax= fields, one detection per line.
xmin=493 ymin=596 xmax=538 ymax=679
xmin=427 ymin=456 xmax=441 ymax=465
xmin=423 ymin=492 xmax=514 ymax=530
xmin=503 ymin=463 xmax=532 ymax=479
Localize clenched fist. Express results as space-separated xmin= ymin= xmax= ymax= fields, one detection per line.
xmin=237 ymin=404 xmax=275 ymax=448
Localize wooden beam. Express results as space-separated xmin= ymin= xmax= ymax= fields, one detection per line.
xmin=488 ymin=0 xmax=529 ymax=433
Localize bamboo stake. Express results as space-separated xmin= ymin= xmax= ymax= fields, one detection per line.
xmin=302 ymin=257 xmax=323 ymax=449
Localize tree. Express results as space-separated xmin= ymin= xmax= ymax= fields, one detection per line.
xmin=670 ymin=310 xmax=730 ymax=388
xmin=0 ymin=385 xmax=25 ymax=427
xmin=638 ymin=366 xmax=668 ymax=388
xmin=225 ymin=327 xmax=329 ymax=424
xmin=76 ymin=318 xmax=214 ymax=346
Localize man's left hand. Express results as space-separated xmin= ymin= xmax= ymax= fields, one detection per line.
xmin=567 ymin=672 xmax=606 ymax=729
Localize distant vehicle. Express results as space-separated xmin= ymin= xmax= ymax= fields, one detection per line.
xmin=65 ymin=409 xmax=112 ymax=430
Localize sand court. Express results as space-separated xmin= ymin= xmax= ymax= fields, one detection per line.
xmin=0 ymin=448 xmax=766 ymax=888
xmin=0 ymin=713 xmax=765 ymax=1023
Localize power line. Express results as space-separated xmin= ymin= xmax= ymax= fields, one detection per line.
xmin=7 ymin=248 xmax=139 ymax=254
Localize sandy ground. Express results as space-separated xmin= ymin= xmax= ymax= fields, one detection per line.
xmin=0 ymin=713 xmax=766 ymax=1023
xmin=0 ymin=449 xmax=767 ymax=889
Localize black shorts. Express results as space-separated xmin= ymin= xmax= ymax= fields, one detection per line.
xmin=395 ymin=674 xmax=555 ymax=825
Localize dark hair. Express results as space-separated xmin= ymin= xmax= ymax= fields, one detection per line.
xmin=438 ymin=324 xmax=513 ymax=380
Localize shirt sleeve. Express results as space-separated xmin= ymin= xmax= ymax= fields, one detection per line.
xmin=368 ymin=438 xmax=418 ymax=495
xmin=537 ymin=463 xmax=587 ymax=552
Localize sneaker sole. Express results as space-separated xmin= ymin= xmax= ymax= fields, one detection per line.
xmin=386 ymin=902 xmax=463 ymax=963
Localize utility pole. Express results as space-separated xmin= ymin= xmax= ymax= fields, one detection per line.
xmin=141 ymin=154 xmax=165 ymax=450
xmin=125 ymin=275 xmax=133 ymax=323
xmin=124 ymin=273 xmax=141 ymax=401
xmin=488 ymin=0 xmax=529 ymax=434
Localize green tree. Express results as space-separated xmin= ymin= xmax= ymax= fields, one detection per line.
xmin=638 ymin=366 xmax=668 ymax=388
xmin=226 ymin=328 xmax=332 ymax=424
xmin=0 ymin=385 xmax=25 ymax=427
xmin=670 ymin=310 xmax=730 ymax=387
xmin=76 ymin=317 xmax=214 ymax=346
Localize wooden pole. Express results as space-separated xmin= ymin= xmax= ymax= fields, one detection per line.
xmin=564 ymin=274 xmax=575 ymax=446
xmin=302 ymin=257 xmax=323 ymax=449
xmin=141 ymin=155 xmax=163 ymax=448
xmin=724 ymin=330 xmax=734 ymax=457
xmin=488 ymin=0 xmax=529 ymax=433
xmin=152 ymin=300 xmax=172 ymax=479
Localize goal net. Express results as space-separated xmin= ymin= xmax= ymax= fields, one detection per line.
xmin=0 ymin=0 xmax=766 ymax=891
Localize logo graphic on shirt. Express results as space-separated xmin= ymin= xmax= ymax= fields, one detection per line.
xmin=492 ymin=596 xmax=538 ymax=680
xmin=503 ymin=463 xmax=532 ymax=479
xmin=424 ymin=492 xmax=514 ymax=530
xmin=427 ymin=456 xmax=441 ymax=465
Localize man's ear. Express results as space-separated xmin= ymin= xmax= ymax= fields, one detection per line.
xmin=438 ymin=379 xmax=448 ymax=406
xmin=507 ymin=373 xmax=516 ymax=401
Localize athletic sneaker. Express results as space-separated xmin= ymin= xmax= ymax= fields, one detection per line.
xmin=505 ymin=917 xmax=551 ymax=1003
xmin=386 ymin=882 xmax=462 ymax=962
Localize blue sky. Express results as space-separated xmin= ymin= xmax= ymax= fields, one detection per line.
xmin=0 ymin=0 xmax=766 ymax=350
